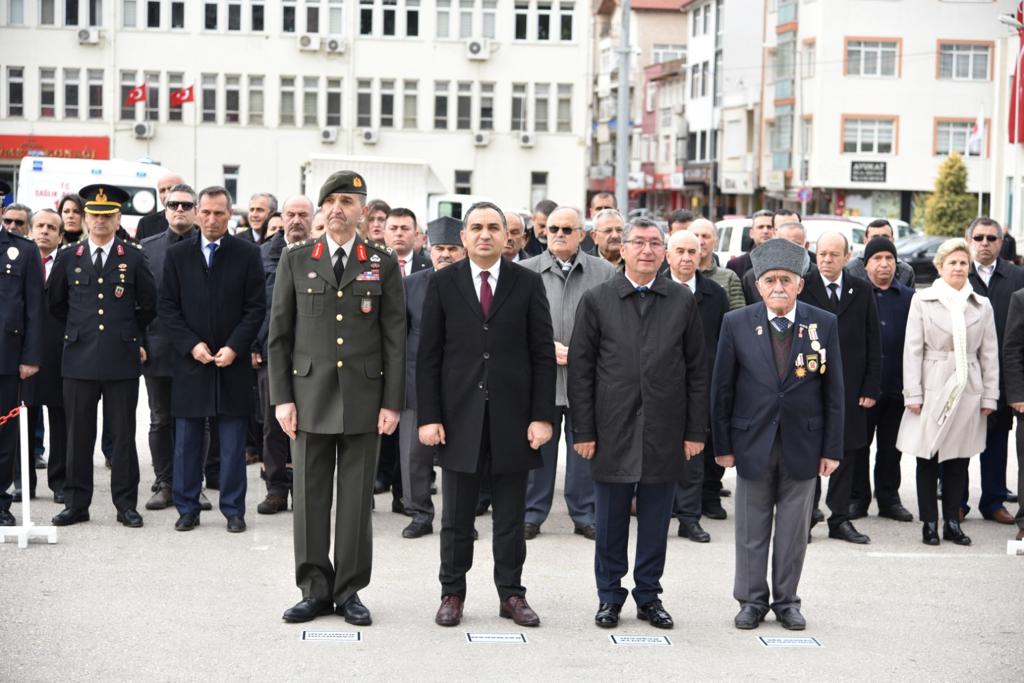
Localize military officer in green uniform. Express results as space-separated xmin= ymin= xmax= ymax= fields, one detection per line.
xmin=269 ymin=171 xmax=405 ymax=625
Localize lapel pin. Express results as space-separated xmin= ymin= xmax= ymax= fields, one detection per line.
xmin=755 ymin=325 xmax=763 ymax=336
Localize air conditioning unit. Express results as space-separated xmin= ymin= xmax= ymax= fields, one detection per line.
xmin=324 ymin=35 xmax=346 ymax=54
xmin=519 ymin=132 xmax=536 ymax=148
xmin=133 ymin=121 xmax=156 ymax=140
xmin=473 ymin=130 xmax=492 ymax=147
xmin=77 ymin=28 xmax=100 ymax=45
xmin=320 ymin=126 xmax=339 ymax=144
xmin=360 ymin=128 xmax=379 ymax=145
xmin=297 ymin=33 xmax=320 ymax=51
xmin=466 ymin=39 xmax=491 ymax=61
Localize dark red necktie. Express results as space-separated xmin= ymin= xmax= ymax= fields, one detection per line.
xmin=480 ymin=271 xmax=493 ymax=318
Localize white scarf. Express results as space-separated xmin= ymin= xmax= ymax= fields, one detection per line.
xmin=930 ymin=277 xmax=973 ymax=425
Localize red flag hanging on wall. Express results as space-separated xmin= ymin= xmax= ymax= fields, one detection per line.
xmin=1010 ymin=2 xmax=1024 ymax=143
xmin=170 ymin=85 xmax=195 ymax=107
xmin=124 ymin=83 xmax=147 ymax=106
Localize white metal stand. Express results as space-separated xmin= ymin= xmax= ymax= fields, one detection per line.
xmin=1008 ymin=539 xmax=1024 ymax=556
xmin=0 ymin=404 xmax=58 ymax=548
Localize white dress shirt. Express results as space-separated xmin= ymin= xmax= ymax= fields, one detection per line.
xmin=974 ymin=261 xmax=995 ymax=287
xmin=624 ymin=273 xmax=656 ymax=290
xmin=325 ymin=232 xmax=357 ymax=269
xmin=88 ymin=236 xmax=116 ymax=267
xmin=200 ymin=234 xmax=223 ymax=266
xmin=469 ymin=259 xmax=501 ymax=301
xmin=671 ymin=273 xmax=697 ymax=293
xmin=820 ymin=272 xmax=844 ymax=300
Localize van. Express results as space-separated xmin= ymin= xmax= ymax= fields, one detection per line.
xmin=16 ymin=156 xmax=171 ymax=233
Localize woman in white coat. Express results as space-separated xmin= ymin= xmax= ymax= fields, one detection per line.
xmin=896 ymin=238 xmax=999 ymax=546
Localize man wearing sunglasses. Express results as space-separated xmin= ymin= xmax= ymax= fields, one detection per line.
xmin=966 ymin=217 xmax=1024 ymax=526
xmin=140 ymin=185 xmax=198 ymax=512
xmin=2 ymin=204 xmax=33 ymax=237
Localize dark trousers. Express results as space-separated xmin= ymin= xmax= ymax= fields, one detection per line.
xmin=962 ymin=425 xmax=1009 ymax=516
xmin=814 ymin=448 xmax=856 ymax=530
xmin=399 ymin=407 xmax=435 ymax=523
xmin=376 ymin=430 xmax=402 ymax=497
xmin=63 ymin=378 xmax=140 ymax=512
xmin=258 ymin=368 xmax=291 ymax=497
xmin=1015 ymin=417 xmax=1024 ymax=530
xmin=525 ymin=407 xmax=593 ymax=528
xmin=702 ymin=431 xmax=725 ymax=506
xmin=31 ymin=406 xmax=44 ymax=456
xmin=674 ymin=451 xmax=705 ymax=524
xmin=27 ymin=403 xmax=66 ymax=496
xmin=439 ymin=411 xmax=529 ymax=601
xmin=594 ymin=479 xmax=676 ymax=606
xmin=143 ymin=376 xmax=174 ymax=487
xmin=173 ymin=415 xmax=247 ymax=517
xmin=0 ymin=376 xmax=22 ymax=511
xmin=918 ymin=456 xmax=968 ymax=523
xmin=245 ymin=381 xmax=262 ymax=457
xmin=851 ymin=394 xmax=905 ymax=509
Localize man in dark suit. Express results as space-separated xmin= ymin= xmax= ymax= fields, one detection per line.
xmin=419 ymin=201 xmax=556 ymax=628
xmin=22 ymin=210 xmax=66 ymax=505
xmin=140 ymin=184 xmax=197 ymax=511
xmin=158 ymin=186 xmax=266 ymax=532
xmin=570 ymin=219 xmax=707 ymax=630
xmin=49 ymin=184 xmax=157 ymax=528
xmin=966 ymin=216 xmax=1024 ymax=524
xmin=798 ymin=231 xmax=881 ymax=544
xmin=135 ymin=172 xmax=185 ymax=240
xmin=270 ymin=171 xmax=405 ymax=625
xmin=727 ymin=210 xmax=775 ymax=279
xmin=713 ymin=238 xmax=844 ymax=631
xmin=0 ymin=203 xmax=44 ymax=525
xmin=666 ymin=230 xmax=728 ymax=543
xmin=236 ymin=192 xmax=276 ymax=244
xmin=398 ymin=216 xmax=466 ymax=539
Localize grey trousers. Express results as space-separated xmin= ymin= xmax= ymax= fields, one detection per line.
xmin=674 ymin=451 xmax=705 ymax=524
xmin=524 ymin=407 xmax=594 ymax=527
xmin=399 ymin=408 xmax=435 ymax=523
xmin=734 ymin=441 xmax=816 ymax=613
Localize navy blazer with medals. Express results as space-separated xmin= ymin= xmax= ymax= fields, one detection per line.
xmin=712 ymin=301 xmax=845 ymax=482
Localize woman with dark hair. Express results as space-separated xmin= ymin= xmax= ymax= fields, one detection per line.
xmin=58 ymin=193 xmax=85 ymax=243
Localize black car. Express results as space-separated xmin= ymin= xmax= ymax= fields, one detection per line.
xmin=897 ymin=235 xmax=947 ymax=286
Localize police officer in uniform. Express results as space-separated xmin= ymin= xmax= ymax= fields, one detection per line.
xmin=269 ymin=171 xmax=405 ymax=624
xmin=0 ymin=177 xmax=45 ymax=526
xmin=48 ymin=184 xmax=158 ymax=527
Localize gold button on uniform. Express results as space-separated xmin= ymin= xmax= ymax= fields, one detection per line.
xmin=337 ymin=360 xmax=343 ymax=368
xmin=307 ymin=288 xmax=313 ymax=293
xmin=98 ymin=293 xmax=104 ymax=299
xmin=337 ymin=291 xmax=343 ymax=298
xmin=98 ymin=324 xmax=105 ymax=331
xmin=336 ymin=314 xmax=343 ymax=321
xmin=336 ymin=338 xmax=343 ymax=345
xmin=98 ymin=277 xmax=104 ymax=284
xmin=293 ymin=370 xmax=298 ymax=375
xmin=98 ymin=309 xmax=104 ymax=315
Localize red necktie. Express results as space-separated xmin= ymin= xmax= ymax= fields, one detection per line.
xmin=480 ymin=271 xmax=493 ymax=318
xmin=42 ymin=255 xmax=51 ymax=282
xmin=399 ymin=258 xmax=407 ymax=278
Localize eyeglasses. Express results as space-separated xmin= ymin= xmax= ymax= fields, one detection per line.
xmin=2 ymin=217 xmax=25 ymax=227
xmin=625 ymin=239 xmax=665 ymax=251
xmin=166 ymin=201 xmax=195 ymax=211
xmin=972 ymin=234 xmax=999 ymax=243
xmin=548 ymin=226 xmax=579 ymax=235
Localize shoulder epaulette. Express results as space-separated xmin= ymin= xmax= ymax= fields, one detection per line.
xmin=368 ymin=240 xmax=393 ymax=255
xmin=131 ymin=241 xmax=143 ymax=250
xmin=58 ymin=243 xmax=76 ymax=252
xmin=287 ymin=238 xmax=312 ymax=251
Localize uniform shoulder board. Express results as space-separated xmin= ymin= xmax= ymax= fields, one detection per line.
xmin=131 ymin=241 xmax=143 ymax=250
xmin=369 ymin=240 xmax=393 ymax=255
xmin=58 ymin=242 xmax=77 ymax=252
xmin=287 ymin=238 xmax=312 ymax=251
xmin=8 ymin=231 xmax=31 ymax=243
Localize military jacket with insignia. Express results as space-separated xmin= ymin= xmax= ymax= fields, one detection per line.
xmin=48 ymin=237 xmax=158 ymax=380
xmin=0 ymin=228 xmax=45 ymax=375
xmin=268 ymin=233 xmax=405 ymax=435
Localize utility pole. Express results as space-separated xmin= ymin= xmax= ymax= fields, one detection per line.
xmin=615 ymin=0 xmax=632 ymax=215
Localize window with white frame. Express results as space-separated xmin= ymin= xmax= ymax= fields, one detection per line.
xmin=479 ymin=82 xmax=494 ymax=130
xmin=8 ymin=0 xmax=25 ymax=24
xmin=201 ymin=73 xmax=217 ymax=122
xmin=303 ymin=76 xmax=318 ymax=126
xmin=407 ymin=0 xmax=419 ymax=36
xmin=305 ymin=0 xmax=320 ymax=32
xmin=536 ymin=1 xmax=550 ymax=40
xmin=249 ymin=75 xmax=264 ymax=125
xmin=456 ymin=81 xmax=472 ymax=129
xmin=144 ymin=70 xmax=159 ymax=120
xmin=511 ymin=83 xmax=526 ymax=131
xmin=145 ymin=0 xmax=159 ymax=27
xmin=689 ymin=64 xmax=700 ymax=99
xmin=514 ymin=1 xmax=527 ymax=40
xmin=167 ymin=71 xmax=183 ymax=121
xmin=534 ymin=83 xmax=549 ymax=131
xmin=842 ymin=117 xmax=895 ymax=154
xmin=40 ymin=0 xmax=56 ymax=25
xmin=204 ymin=2 xmax=217 ymax=30
xmin=557 ymin=1 xmax=572 ymax=40
xmin=645 ymin=82 xmax=656 ymax=113
xmin=225 ymin=75 xmax=241 ymax=123
xmin=64 ymin=0 xmax=78 ymax=25
xmin=652 ymin=44 xmax=685 ymax=64
xmin=800 ymin=117 xmax=812 ymax=155
xmin=454 ymin=169 xmax=471 ymax=194
xmin=359 ymin=0 xmax=372 ymax=33
xmin=252 ymin=0 xmax=265 ymax=30
xmin=223 ymin=165 xmax=239 ymax=203
xmin=283 ymin=0 xmax=296 ymax=32
xmin=327 ymin=0 xmax=342 ymax=33
xmin=556 ymin=83 xmax=571 ymax=132
xmin=382 ymin=0 xmax=396 ymax=35
xmin=39 ymin=68 xmax=56 ymax=118
xmin=458 ymin=0 xmax=471 ymax=38
xmin=482 ymin=0 xmax=495 ymax=38
xmin=280 ymin=76 xmax=295 ymax=124
xmin=402 ymin=79 xmax=417 ymax=128
xmin=87 ymin=68 xmax=103 ymax=119
xmin=64 ymin=68 xmax=80 ymax=119
xmin=326 ymin=77 xmax=342 ymax=125
xmin=123 ymin=0 xmax=137 ymax=27
xmin=846 ymin=40 xmax=898 ymax=77
xmin=939 ymin=43 xmax=990 ymax=81
xmin=802 ymin=43 xmax=815 ymax=79
xmin=357 ymin=78 xmax=372 ymax=127
xmin=170 ymin=1 xmax=184 ymax=28
xmin=380 ymin=79 xmax=395 ymax=127
xmin=434 ymin=80 xmax=449 ymax=129
xmin=120 ymin=69 xmax=137 ymax=120
xmin=936 ymin=120 xmax=982 ymax=156
xmin=436 ymin=0 xmax=450 ymax=38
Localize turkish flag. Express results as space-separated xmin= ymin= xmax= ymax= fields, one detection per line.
xmin=124 ymin=83 xmax=147 ymax=105
xmin=170 ymin=85 xmax=195 ymax=107
xmin=1010 ymin=2 xmax=1024 ymax=143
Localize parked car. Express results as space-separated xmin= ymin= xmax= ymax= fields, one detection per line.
xmin=803 ymin=215 xmax=866 ymax=255
xmin=897 ymin=235 xmax=947 ymax=286
xmin=849 ymin=216 xmax=918 ymax=240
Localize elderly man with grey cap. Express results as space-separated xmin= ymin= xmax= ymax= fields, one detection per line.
xmin=398 ymin=216 xmax=467 ymax=539
xmin=711 ymin=238 xmax=844 ymax=631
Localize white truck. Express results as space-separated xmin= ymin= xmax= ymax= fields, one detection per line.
xmin=15 ymin=156 xmax=171 ymax=233
xmin=301 ymin=154 xmax=488 ymax=224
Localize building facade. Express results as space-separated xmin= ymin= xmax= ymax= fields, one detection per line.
xmin=0 ymin=0 xmax=591 ymax=213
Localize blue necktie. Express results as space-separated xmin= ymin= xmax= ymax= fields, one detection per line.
xmin=772 ymin=316 xmax=791 ymax=334
xmin=206 ymin=242 xmax=218 ymax=268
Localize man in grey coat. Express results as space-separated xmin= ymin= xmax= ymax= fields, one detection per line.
xmin=520 ymin=207 xmax=617 ymax=540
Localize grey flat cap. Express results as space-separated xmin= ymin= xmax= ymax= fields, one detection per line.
xmin=427 ymin=216 xmax=463 ymax=247
xmin=750 ymin=238 xmax=807 ymax=278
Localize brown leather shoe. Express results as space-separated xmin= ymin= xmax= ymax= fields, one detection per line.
xmin=435 ymin=595 xmax=464 ymax=627
xmin=984 ymin=507 xmax=1015 ymax=525
xmin=499 ymin=595 xmax=540 ymax=627
xmin=257 ymin=494 xmax=289 ymax=515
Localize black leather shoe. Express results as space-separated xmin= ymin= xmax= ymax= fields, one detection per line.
xmin=175 ymin=512 xmax=200 ymax=531
xmin=226 ymin=515 xmax=247 ymax=533
xmin=595 ymin=602 xmax=622 ymax=628
xmin=702 ymin=499 xmax=727 ymax=520
xmin=524 ymin=522 xmax=540 ymax=540
xmin=774 ymin=606 xmax=806 ymax=631
xmin=636 ymin=600 xmax=673 ymax=629
xmin=921 ymin=521 xmax=940 ymax=546
xmin=0 ymin=509 xmax=14 ymax=526
xmin=472 ymin=527 xmax=479 ymax=541
xmin=283 ymin=598 xmax=334 ymax=623
xmin=811 ymin=508 xmax=825 ymax=525
xmin=199 ymin=491 xmax=213 ymax=511
xmin=53 ymin=490 xmax=65 ymax=505
xmin=828 ymin=520 xmax=870 ymax=544
xmin=337 ymin=594 xmax=372 ymax=626
xmin=719 ymin=487 xmax=732 ymax=498
xmin=402 ymin=519 xmax=433 ymax=538
xmin=475 ymin=499 xmax=490 ymax=516
xmin=734 ymin=605 xmax=767 ymax=630
xmin=52 ymin=508 xmax=90 ymax=526
xmin=373 ymin=479 xmax=389 ymax=495
xmin=942 ymin=520 xmax=971 ymax=545
xmin=117 ymin=509 xmax=144 ymax=528
xmin=391 ymin=496 xmax=405 ymax=514
xmin=848 ymin=503 xmax=869 ymax=520
xmin=879 ymin=503 xmax=914 ymax=522
xmin=678 ymin=520 xmax=711 ymax=543
xmin=574 ymin=524 xmax=596 ymax=540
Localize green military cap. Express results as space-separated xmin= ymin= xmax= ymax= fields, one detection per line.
xmin=318 ymin=170 xmax=367 ymax=206
xmin=79 ymin=183 xmax=130 ymax=215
